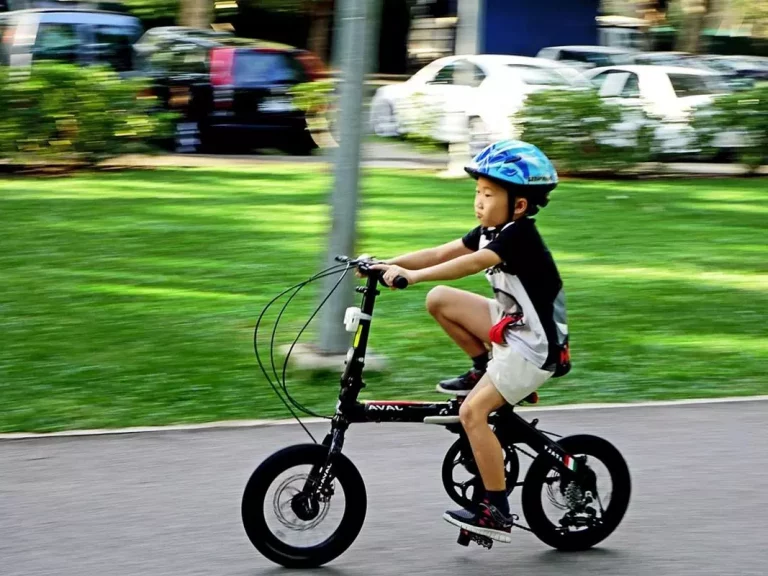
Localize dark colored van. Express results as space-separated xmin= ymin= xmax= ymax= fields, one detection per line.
xmin=133 ymin=27 xmax=327 ymax=154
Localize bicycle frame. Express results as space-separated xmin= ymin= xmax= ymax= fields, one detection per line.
xmin=312 ymin=265 xmax=582 ymax=485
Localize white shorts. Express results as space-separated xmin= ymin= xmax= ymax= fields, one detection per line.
xmin=486 ymin=299 xmax=554 ymax=405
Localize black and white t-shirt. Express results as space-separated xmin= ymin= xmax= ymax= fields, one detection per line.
xmin=462 ymin=217 xmax=568 ymax=372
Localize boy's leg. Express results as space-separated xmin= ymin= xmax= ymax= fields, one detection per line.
xmin=443 ymin=355 xmax=553 ymax=541
xmin=460 ymin=376 xmax=508 ymax=493
xmin=425 ymin=286 xmax=494 ymax=395
xmin=443 ymin=375 xmax=515 ymax=542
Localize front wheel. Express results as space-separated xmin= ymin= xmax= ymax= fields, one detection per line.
xmin=241 ymin=443 xmax=367 ymax=568
xmin=522 ymin=434 xmax=631 ymax=551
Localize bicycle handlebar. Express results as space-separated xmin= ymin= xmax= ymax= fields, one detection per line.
xmin=334 ymin=255 xmax=409 ymax=290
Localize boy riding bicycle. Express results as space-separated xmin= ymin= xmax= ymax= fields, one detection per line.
xmin=371 ymin=139 xmax=570 ymax=543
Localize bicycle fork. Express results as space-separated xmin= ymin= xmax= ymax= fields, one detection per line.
xmin=300 ymin=416 xmax=349 ymax=499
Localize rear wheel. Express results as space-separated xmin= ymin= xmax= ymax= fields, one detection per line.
xmin=242 ymin=443 xmax=367 ymax=568
xmin=522 ymin=434 xmax=631 ymax=551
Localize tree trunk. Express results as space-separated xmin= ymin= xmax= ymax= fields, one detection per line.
xmin=306 ymin=0 xmax=334 ymax=64
xmin=180 ymin=0 xmax=213 ymax=29
xmin=676 ymin=0 xmax=709 ymax=53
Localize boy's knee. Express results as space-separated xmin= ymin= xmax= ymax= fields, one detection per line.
xmin=425 ymin=285 xmax=451 ymax=316
xmin=459 ymin=400 xmax=483 ymax=429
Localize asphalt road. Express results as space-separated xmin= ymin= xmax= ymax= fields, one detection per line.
xmin=2 ymin=400 xmax=766 ymax=576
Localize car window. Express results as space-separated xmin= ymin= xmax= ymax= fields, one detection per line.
xmin=0 ymin=19 xmax=10 ymax=65
xmin=668 ymin=73 xmax=721 ymax=97
xmin=33 ymin=22 xmax=82 ymax=64
xmin=537 ymin=48 xmax=558 ymax=60
xmin=453 ymin=60 xmax=485 ymax=87
xmin=164 ymin=42 xmax=208 ymax=75
xmin=588 ymin=70 xmax=613 ymax=90
xmin=134 ymin=40 xmax=162 ymax=72
xmin=620 ymin=73 xmax=640 ymax=98
xmin=562 ymin=50 xmax=613 ymax=68
xmin=429 ymin=63 xmax=454 ymax=84
xmin=143 ymin=39 xmax=175 ymax=73
xmin=89 ymin=24 xmax=140 ymax=71
xmin=595 ymin=71 xmax=628 ymax=97
xmin=506 ymin=64 xmax=567 ymax=86
xmin=232 ymin=51 xmax=307 ymax=85
xmin=561 ymin=50 xmax=590 ymax=64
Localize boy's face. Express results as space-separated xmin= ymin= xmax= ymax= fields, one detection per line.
xmin=474 ymin=176 xmax=526 ymax=227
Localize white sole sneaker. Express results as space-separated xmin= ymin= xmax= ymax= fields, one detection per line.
xmin=435 ymin=384 xmax=471 ymax=396
xmin=442 ymin=513 xmax=513 ymax=543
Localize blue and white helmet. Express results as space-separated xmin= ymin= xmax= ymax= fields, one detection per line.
xmin=464 ymin=139 xmax=558 ymax=195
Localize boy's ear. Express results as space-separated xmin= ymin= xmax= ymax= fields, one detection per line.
xmin=513 ymin=197 xmax=528 ymax=218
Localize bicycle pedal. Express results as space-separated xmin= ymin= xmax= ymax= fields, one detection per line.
xmin=457 ymin=529 xmax=493 ymax=549
xmin=470 ymin=532 xmax=493 ymax=549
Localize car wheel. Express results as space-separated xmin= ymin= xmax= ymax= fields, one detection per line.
xmin=371 ymin=99 xmax=399 ymax=138
xmin=468 ymin=117 xmax=491 ymax=157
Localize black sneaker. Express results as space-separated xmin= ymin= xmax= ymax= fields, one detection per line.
xmin=435 ymin=368 xmax=484 ymax=396
xmin=443 ymin=501 xmax=514 ymax=543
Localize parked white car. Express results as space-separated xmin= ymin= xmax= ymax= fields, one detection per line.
xmin=582 ymin=65 xmax=735 ymax=153
xmin=369 ymin=54 xmax=582 ymax=152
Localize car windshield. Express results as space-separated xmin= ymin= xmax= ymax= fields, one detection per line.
xmin=233 ymin=51 xmax=308 ymax=85
xmin=711 ymin=57 xmax=768 ymax=72
xmin=562 ymin=50 xmax=628 ymax=67
xmin=505 ymin=64 xmax=568 ymax=86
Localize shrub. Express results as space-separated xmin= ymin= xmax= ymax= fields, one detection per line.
xmin=0 ymin=62 xmax=175 ymax=167
xmin=516 ymin=87 xmax=658 ymax=176
xmin=691 ymin=83 xmax=768 ymax=171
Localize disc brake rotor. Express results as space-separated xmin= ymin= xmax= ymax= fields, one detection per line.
xmin=272 ymin=473 xmax=331 ymax=532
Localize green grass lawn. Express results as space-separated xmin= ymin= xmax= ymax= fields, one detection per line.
xmin=1 ymin=166 xmax=766 ymax=432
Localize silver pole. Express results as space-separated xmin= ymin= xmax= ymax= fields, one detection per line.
xmin=317 ymin=0 xmax=381 ymax=355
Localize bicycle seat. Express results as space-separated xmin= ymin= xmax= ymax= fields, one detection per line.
xmin=519 ymin=391 xmax=539 ymax=405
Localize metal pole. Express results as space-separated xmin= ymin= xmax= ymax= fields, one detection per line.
xmin=455 ymin=0 xmax=484 ymax=55
xmin=317 ymin=0 xmax=381 ymax=355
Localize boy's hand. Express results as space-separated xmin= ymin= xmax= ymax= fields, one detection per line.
xmin=353 ymin=254 xmax=378 ymax=278
xmin=370 ymin=263 xmax=415 ymax=289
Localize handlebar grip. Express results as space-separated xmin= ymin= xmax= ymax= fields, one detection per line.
xmin=392 ymin=275 xmax=409 ymax=290
xmin=379 ymin=274 xmax=408 ymax=289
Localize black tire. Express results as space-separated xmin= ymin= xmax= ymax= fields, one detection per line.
xmin=282 ymin=128 xmax=318 ymax=156
xmin=241 ymin=443 xmax=367 ymax=568
xmin=521 ymin=434 xmax=631 ymax=551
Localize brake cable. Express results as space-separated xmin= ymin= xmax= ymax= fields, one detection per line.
xmin=253 ymin=262 xmax=353 ymax=443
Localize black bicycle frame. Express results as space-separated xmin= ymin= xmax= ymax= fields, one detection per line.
xmin=316 ymin=266 xmax=581 ymax=482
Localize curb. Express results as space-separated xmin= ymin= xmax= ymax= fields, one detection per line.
xmin=95 ymin=153 xmax=768 ymax=175
xmin=2 ymin=394 xmax=766 ymax=441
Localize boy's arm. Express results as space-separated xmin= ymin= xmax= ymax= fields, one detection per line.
xmin=373 ymin=249 xmax=501 ymax=286
xmin=412 ymin=249 xmax=500 ymax=283
xmin=384 ymin=239 xmax=473 ymax=270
